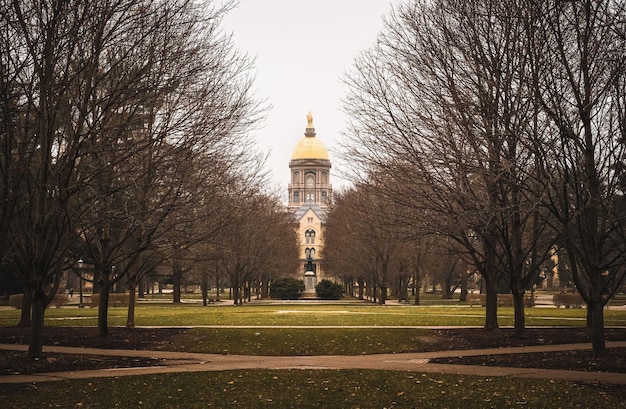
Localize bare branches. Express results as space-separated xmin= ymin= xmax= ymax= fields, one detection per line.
xmin=1 ymin=0 xmax=266 ymax=348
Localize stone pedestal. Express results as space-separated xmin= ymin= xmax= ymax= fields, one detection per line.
xmin=301 ymin=271 xmax=318 ymax=299
xmin=304 ymin=271 xmax=317 ymax=291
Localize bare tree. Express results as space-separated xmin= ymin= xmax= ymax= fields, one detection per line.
xmin=65 ymin=0 xmax=265 ymax=335
xmin=323 ymin=184 xmax=408 ymax=304
xmin=216 ymin=192 xmax=298 ymax=305
xmin=341 ymin=0 xmax=557 ymax=334
xmin=322 ymin=188 xmax=365 ymax=299
xmin=0 ymin=0 xmax=264 ymax=353
xmin=527 ymin=0 xmax=626 ymax=352
xmin=2 ymin=0 xmax=157 ymax=357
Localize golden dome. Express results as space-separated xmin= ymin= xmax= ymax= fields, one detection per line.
xmin=291 ymin=112 xmax=330 ymax=160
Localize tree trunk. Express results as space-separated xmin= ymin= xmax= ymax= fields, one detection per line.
xmin=18 ymin=285 xmax=33 ymax=327
xmin=512 ymin=287 xmax=526 ymax=338
xmin=413 ymin=272 xmax=421 ymax=305
xmin=126 ymin=284 xmax=136 ymax=328
xmin=92 ymin=268 xmax=100 ymax=294
xmin=459 ymin=272 xmax=468 ymax=302
xmin=379 ymin=284 xmax=387 ymax=304
xmin=589 ymin=300 xmax=605 ymax=354
xmin=215 ymin=273 xmax=220 ymax=301
xmin=484 ymin=276 xmax=499 ymax=330
xmin=232 ymin=284 xmax=240 ymax=306
xmin=172 ymin=265 xmax=182 ymax=304
xmin=261 ymin=278 xmax=269 ymax=299
xmin=482 ymin=234 xmax=499 ymax=330
xmin=201 ymin=270 xmax=209 ymax=306
xmin=98 ymin=272 xmax=110 ymax=337
xmin=357 ymin=278 xmax=364 ymax=300
xmin=28 ymin=291 xmax=46 ymax=359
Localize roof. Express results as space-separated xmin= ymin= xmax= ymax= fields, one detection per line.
xmin=291 ymin=112 xmax=329 ymax=161
xmin=293 ymin=199 xmax=327 ymax=223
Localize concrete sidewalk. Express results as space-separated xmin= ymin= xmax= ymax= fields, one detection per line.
xmin=1 ymin=341 xmax=625 ymax=385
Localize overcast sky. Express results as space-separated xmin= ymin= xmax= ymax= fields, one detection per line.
xmin=221 ymin=0 xmax=395 ymax=196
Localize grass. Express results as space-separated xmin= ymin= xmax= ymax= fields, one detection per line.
xmin=1 ymin=302 xmax=625 ymax=328
xmin=1 ymin=369 xmax=624 ymax=409
xmin=181 ymin=327 xmax=435 ymax=355
xmin=1 ymin=302 xmax=625 ymax=408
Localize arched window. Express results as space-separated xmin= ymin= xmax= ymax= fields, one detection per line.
xmin=305 ymin=229 xmax=316 ymax=244
xmin=305 ymin=247 xmax=316 ymax=259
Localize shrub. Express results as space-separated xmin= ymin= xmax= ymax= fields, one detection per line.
xmin=465 ymin=293 xmax=534 ymax=307
xmin=51 ymin=294 xmax=69 ymax=308
xmin=8 ymin=293 xmax=23 ymax=309
xmin=553 ymin=293 xmax=585 ymax=308
xmin=8 ymin=293 xmax=69 ymax=308
xmin=270 ymin=277 xmax=305 ymax=300
xmin=315 ymin=279 xmax=343 ymax=300
xmin=91 ymin=293 xmax=134 ymax=307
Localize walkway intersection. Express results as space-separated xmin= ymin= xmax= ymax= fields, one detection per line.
xmin=1 ymin=340 xmax=625 ymax=385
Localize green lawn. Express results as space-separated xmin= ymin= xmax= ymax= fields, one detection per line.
xmin=1 ymin=302 xmax=625 ymax=327
xmin=1 ymin=302 xmax=625 ymax=408
xmin=1 ymin=369 xmax=624 ymax=409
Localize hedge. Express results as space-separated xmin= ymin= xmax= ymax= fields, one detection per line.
xmin=90 ymin=293 xmax=134 ymax=307
xmin=315 ymin=279 xmax=343 ymax=300
xmin=8 ymin=293 xmax=69 ymax=309
xmin=270 ymin=277 xmax=305 ymax=300
xmin=553 ymin=293 xmax=585 ymax=308
xmin=466 ymin=293 xmax=534 ymax=307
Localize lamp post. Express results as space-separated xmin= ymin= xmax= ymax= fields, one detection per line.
xmin=77 ymin=259 xmax=84 ymax=308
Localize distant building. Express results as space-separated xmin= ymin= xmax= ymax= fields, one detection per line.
xmin=288 ymin=113 xmax=332 ymax=289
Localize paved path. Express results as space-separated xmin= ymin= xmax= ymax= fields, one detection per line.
xmin=1 ymin=341 xmax=625 ymax=385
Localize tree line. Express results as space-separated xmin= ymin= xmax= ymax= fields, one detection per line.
xmin=333 ymin=0 xmax=626 ymax=353
xmin=0 ymin=0 xmax=298 ymax=358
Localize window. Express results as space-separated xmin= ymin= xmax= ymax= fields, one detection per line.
xmin=305 ymin=247 xmax=316 ymax=259
xmin=305 ymin=229 xmax=316 ymax=244
xmin=294 ymin=191 xmax=299 ymax=202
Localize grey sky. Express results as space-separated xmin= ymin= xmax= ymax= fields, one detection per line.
xmin=221 ymin=0 xmax=394 ymax=196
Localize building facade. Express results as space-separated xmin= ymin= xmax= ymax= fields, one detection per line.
xmin=288 ymin=113 xmax=332 ymax=286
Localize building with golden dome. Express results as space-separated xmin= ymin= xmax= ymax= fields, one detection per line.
xmin=288 ymin=113 xmax=332 ymax=290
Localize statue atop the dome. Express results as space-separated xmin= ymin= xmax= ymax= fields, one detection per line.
xmin=307 ymin=111 xmax=313 ymax=127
